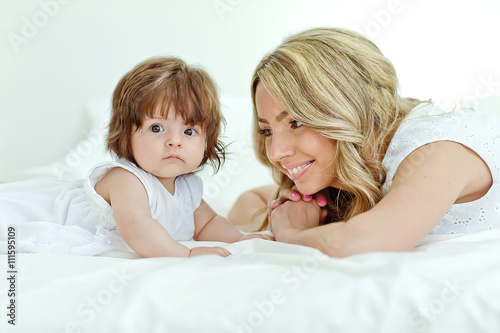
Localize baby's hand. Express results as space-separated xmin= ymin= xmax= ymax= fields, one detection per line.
xmin=189 ymin=246 xmax=231 ymax=257
xmin=239 ymin=233 xmax=275 ymax=241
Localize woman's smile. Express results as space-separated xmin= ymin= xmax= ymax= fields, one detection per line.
xmin=255 ymin=82 xmax=341 ymax=195
xmin=281 ymin=160 xmax=313 ymax=180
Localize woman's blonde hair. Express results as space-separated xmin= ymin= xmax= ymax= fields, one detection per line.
xmin=252 ymin=27 xmax=425 ymax=223
xmin=108 ymin=57 xmax=226 ymax=171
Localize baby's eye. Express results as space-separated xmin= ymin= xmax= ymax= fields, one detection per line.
xmin=184 ymin=128 xmax=198 ymax=136
xmin=257 ymin=129 xmax=273 ymax=137
xmin=150 ymin=124 xmax=164 ymax=133
xmin=290 ymin=120 xmax=303 ymax=129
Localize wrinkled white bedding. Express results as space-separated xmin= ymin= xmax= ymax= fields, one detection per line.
xmin=2 ymin=228 xmax=500 ymax=333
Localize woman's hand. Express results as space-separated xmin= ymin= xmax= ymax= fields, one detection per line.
xmin=269 ymin=199 xmax=322 ymax=242
xmin=189 ymin=246 xmax=231 ymax=257
xmin=268 ymin=188 xmax=329 ymax=222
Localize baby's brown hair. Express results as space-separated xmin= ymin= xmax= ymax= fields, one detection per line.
xmin=108 ymin=57 xmax=226 ymax=171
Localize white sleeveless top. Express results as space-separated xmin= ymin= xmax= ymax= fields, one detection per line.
xmin=0 ymin=159 xmax=203 ymax=254
xmin=381 ymin=103 xmax=500 ymax=234
xmin=85 ymin=159 xmax=202 ymax=240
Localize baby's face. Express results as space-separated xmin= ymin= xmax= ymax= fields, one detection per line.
xmin=131 ymin=107 xmax=205 ymax=187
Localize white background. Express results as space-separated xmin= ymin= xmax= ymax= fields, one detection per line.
xmin=0 ymin=0 xmax=499 ymax=194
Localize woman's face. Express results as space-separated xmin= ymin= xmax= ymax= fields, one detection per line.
xmin=255 ymin=82 xmax=343 ymax=195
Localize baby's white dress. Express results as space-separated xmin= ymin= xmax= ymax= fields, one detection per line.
xmin=0 ymin=159 xmax=203 ymax=255
xmin=382 ymin=103 xmax=500 ymax=234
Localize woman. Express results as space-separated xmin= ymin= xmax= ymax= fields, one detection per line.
xmin=228 ymin=27 xmax=500 ymax=257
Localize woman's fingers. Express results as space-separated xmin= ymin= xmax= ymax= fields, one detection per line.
xmin=278 ymin=188 xmax=303 ymax=203
xmin=269 ymin=188 xmax=328 ymax=210
xmin=315 ymin=192 xmax=327 ymax=207
xmin=268 ymin=188 xmax=301 ymax=211
xmin=268 ymin=187 xmax=330 ymax=226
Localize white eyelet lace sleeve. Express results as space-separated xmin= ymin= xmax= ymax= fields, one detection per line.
xmin=381 ymin=103 xmax=500 ymax=234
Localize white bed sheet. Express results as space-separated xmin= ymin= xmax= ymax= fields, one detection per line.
xmin=2 ymin=228 xmax=500 ymax=333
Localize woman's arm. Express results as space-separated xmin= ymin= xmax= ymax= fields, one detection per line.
xmin=227 ymin=184 xmax=278 ymax=232
xmin=97 ymin=168 xmax=230 ymax=258
xmin=271 ymin=141 xmax=493 ymax=257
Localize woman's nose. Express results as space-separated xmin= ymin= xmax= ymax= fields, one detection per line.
xmin=267 ymin=132 xmax=293 ymax=162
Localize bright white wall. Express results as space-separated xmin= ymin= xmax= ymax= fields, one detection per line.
xmin=0 ymin=0 xmax=499 ymax=185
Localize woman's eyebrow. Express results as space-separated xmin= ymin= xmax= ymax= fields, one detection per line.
xmin=258 ymin=111 xmax=288 ymax=124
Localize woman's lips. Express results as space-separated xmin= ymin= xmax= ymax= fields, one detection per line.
xmin=283 ymin=161 xmax=313 ymax=181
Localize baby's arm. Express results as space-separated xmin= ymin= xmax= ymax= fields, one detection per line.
xmin=97 ymin=168 xmax=229 ymax=258
xmin=194 ymin=200 xmax=274 ymax=242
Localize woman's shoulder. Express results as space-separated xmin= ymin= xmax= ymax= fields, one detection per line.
xmin=388 ymin=103 xmax=500 ymax=154
xmin=399 ymin=102 xmax=500 ymax=129
xmin=382 ymin=103 xmax=500 ymax=193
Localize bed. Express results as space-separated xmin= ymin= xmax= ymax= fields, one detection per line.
xmin=1 ymin=96 xmax=500 ymax=333
xmin=2 ymin=231 xmax=500 ymax=332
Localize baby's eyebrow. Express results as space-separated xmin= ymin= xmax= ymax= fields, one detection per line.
xmin=258 ymin=111 xmax=288 ymax=124
xmin=144 ymin=115 xmax=165 ymax=120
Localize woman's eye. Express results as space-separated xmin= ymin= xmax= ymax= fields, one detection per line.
xmin=184 ymin=128 xmax=198 ymax=136
xmin=290 ymin=120 xmax=303 ymax=129
xmin=257 ymin=129 xmax=272 ymax=137
xmin=150 ymin=124 xmax=164 ymax=133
